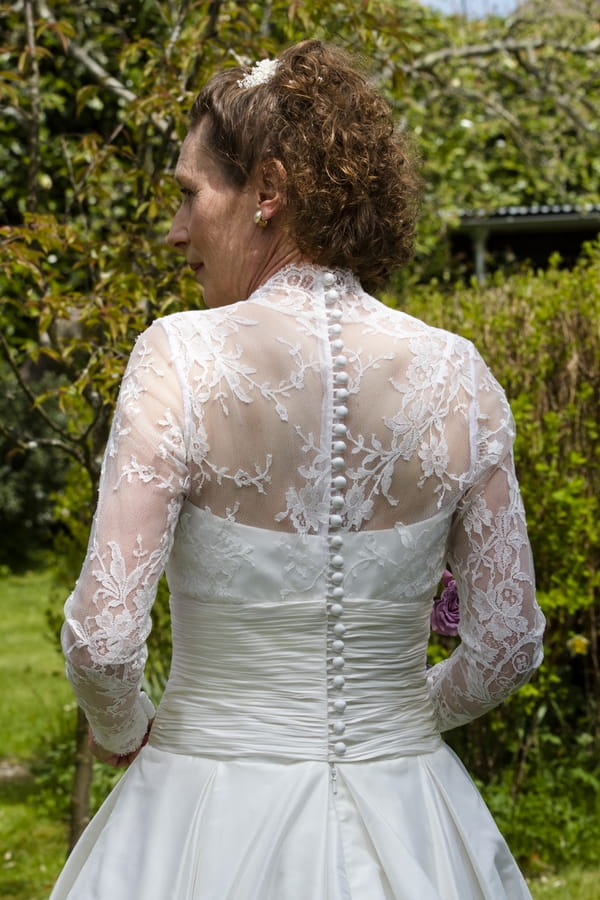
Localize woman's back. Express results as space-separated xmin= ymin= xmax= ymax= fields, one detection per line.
xmin=156 ymin=264 xmax=501 ymax=531
xmin=116 ymin=263 xmax=539 ymax=746
xmin=54 ymin=264 xmax=543 ymax=899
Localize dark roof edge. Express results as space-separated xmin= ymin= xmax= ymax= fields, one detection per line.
xmin=460 ymin=201 xmax=600 ymax=220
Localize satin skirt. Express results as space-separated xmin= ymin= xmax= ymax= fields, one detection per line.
xmin=49 ymin=742 xmax=531 ymax=900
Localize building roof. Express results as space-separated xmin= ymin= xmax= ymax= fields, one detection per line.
xmin=459 ymin=202 xmax=600 ymax=233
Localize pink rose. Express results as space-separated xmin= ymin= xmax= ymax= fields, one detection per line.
xmin=431 ymin=570 xmax=459 ymax=636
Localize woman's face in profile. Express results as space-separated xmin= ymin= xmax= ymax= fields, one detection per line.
xmin=167 ymin=119 xmax=266 ymax=308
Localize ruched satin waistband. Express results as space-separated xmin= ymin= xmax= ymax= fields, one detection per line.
xmin=151 ymin=588 xmax=442 ymax=762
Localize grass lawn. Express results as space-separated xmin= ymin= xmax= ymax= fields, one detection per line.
xmin=0 ymin=777 xmax=68 ymax=900
xmin=0 ymin=570 xmax=71 ymax=899
xmin=530 ymin=871 xmax=600 ymax=899
xmin=0 ymin=570 xmax=599 ymax=900
xmin=0 ymin=570 xmax=72 ymax=760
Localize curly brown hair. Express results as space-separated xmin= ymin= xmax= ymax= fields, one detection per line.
xmin=190 ymin=40 xmax=420 ymax=290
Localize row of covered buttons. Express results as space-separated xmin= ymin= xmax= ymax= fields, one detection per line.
xmin=324 ymin=271 xmax=348 ymax=757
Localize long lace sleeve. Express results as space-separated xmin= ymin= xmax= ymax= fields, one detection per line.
xmin=427 ymin=351 xmax=545 ymax=732
xmin=61 ymin=322 xmax=189 ymax=755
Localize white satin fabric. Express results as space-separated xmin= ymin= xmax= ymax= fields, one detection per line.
xmin=154 ymin=504 xmax=446 ymax=761
xmin=51 ymin=746 xmax=527 ymax=900
xmin=52 ymin=508 xmax=531 ymax=899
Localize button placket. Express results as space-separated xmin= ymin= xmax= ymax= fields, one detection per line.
xmin=323 ymin=271 xmax=349 ymax=759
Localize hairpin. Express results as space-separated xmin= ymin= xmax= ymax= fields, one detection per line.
xmin=237 ymin=58 xmax=278 ymax=89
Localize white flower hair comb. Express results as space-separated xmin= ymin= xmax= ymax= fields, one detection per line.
xmin=237 ymin=58 xmax=278 ymax=89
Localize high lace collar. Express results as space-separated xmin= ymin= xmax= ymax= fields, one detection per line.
xmin=249 ymin=262 xmax=363 ymax=305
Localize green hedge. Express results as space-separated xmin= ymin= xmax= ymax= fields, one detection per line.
xmin=400 ymin=243 xmax=600 ymax=868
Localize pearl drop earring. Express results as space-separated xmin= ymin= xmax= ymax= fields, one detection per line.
xmin=253 ymin=209 xmax=268 ymax=228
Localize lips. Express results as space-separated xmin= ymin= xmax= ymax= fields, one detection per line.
xmin=189 ymin=262 xmax=204 ymax=278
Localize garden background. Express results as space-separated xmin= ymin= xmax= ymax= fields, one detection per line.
xmin=1 ymin=1 xmax=599 ymax=898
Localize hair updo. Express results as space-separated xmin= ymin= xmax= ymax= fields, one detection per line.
xmin=190 ymin=40 xmax=420 ymax=290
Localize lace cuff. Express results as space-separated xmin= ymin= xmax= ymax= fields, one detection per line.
xmin=84 ymin=691 xmax=156 ymax=756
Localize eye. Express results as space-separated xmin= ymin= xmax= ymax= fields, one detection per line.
xmin=179 ymin=186 xmax=195 ymax=200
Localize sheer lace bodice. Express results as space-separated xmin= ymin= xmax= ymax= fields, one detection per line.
xmin=62 ymin=263 xmax=544 ymax=755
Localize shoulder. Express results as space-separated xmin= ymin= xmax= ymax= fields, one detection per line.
xmin=369 ymin=296 xmax=475 ymax=359
xmin=153 ymin=303 xmax=258 ymax=339
xmin=152 ymin=309 xmax=208 ymax=336
xmin=145 ymin=309 xmax=221 ymax=355
xmin=122 ymin=312 xmax=213 ymax=383
xmin=138 ymin=305 xmax=261 ymax=379
xmin=378 ymin=302 xmax=509 ymax=404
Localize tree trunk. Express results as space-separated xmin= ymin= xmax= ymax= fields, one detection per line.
xmin=588 ymin=598 xmax=600 ymax=746
xmin=24 ymin=0 xmax=41 ymax=212
xmin=68 ymin=706 xmax=93 ymax=854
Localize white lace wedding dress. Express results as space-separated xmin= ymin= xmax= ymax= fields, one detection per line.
xmin=51 ymin=263 xmax=545 ymax=900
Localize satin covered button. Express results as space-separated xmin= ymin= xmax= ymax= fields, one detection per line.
xmin=326 ymin=277 xmax=352 ymax=756
xmin=323 ymin=272 xmax=336 ymax=286
xmin=333 ymin=698 xmax=347 ymax=712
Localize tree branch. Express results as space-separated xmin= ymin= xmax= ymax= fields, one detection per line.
xmin=205 ymin=0 xmax=224 ymax=41
xmin=165 ymin=0 xmax=191 ymax=61
xmin=36 ymin=0 xmax=135 ymax=103
xmin=512 ymin=46 xmax=600 ymax=137
xmin=259 ymin=0 xmax=273 ymax=37
xmin=401 ymin=36 xmax=600 ymax=74
xmin=0 ymin=424 xmax=86 ymax=466
xmin=24 ymin=0 xmax=41 ymax=212
xmin=35 ymin=0 xmax=175 ymax=133
xmin=0 ymin=330 xmax=81 ymax=446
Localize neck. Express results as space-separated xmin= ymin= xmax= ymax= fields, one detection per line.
xmin=246 ymin=242 xmax=306 ymax=298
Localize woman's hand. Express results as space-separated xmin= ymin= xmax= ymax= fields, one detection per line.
xmin=88 ymin=721 xmax=153 ymax=768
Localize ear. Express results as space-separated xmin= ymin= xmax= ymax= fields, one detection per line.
xmin=255 ymin=159 xmax=287 ymax=222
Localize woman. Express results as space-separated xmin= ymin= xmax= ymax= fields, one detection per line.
xmin=51 ymin=40 xmax=545 ymax=899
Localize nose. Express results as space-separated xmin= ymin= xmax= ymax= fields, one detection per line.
xmin=166 ymin=209 xmax=189 ymax=252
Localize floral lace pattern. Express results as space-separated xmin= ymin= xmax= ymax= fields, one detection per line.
xmin=62 ymin=263 xmax=544 ymax=754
